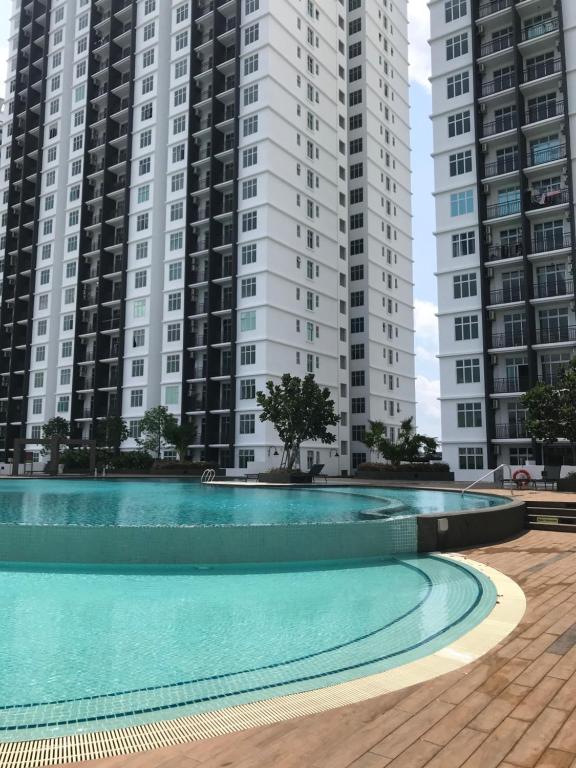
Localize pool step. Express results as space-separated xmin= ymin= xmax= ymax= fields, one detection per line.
xmin=525 ymin=501 xmax=576 ymax=531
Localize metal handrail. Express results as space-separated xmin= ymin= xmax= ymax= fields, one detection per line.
xmin=201 ymin=468 xmax=216 ymax=483
xmin=461 ymin=463 xmax=513 ymax=497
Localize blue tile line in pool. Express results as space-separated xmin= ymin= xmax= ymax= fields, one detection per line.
xmin=0 ymin=556 xmax=494 ymax=740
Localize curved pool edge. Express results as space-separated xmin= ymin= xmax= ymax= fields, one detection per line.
xmin=0 ymin=555 xmax=525 ymax=768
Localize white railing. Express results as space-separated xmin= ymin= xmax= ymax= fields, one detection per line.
xmin=461 ymin=463 xmax=513 ymax=497
xmin=200 ymin=468 xmax=216 ymax=484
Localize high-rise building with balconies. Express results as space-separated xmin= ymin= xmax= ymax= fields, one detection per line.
xmin=432 ymin=0 xmax=576 ymax=478
xmin=0 ymin=0 xmax=414 ymax=471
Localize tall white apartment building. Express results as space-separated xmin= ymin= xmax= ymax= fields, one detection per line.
xmin=0 ymin=0 xmax=414 ymax=471
xmin=432 ymin=0 xmax=576 ymax=479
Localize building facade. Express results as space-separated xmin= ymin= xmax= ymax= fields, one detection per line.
xmin=0 ymin=0 xmax=414 ymax=471
xmin=432 ymin=0 xmax=576 ymax=479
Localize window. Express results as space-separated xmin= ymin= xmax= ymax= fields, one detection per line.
xmin=32 ymin=399 xmax=43 ymax=415
xmin=170 ymin=232 xmax=183 ymax=251
xmin=242 ymin=243 xmax=257 ymax=264
xmin=450 ymin=149 xmax=472 ymax=176
xmin=446 ymin=33 xmax=468 ymax=60
xmin=245 ymin=23 xmax=259 ymax=45
xmin=168 ymin=262 xmax=182 ymax=281
xmin=459 ymin=447 xmax=483 ymax=470
xmin=167 ymin=323 xmax=180 ymax=342
xmin=244 ymin=54 xmax=259 ymax=77
xmin=351 ymin=397 xmax=365 ymax=414
xmin=170 ymin=202 xmax=184 ymax=221
xmin=139 ymin=157 xmax=151 ymax=175
xmin=63 ymin=315 xmax=74 ymax=331
xmin=130 ymin=389 xmax=144 ymax=408
xmin=129 ymin=419 xmax=142 ymax=439
xmin=134 ymin=270 xmax=147 ymax=289
xmin=171 ymin=172 xmax=185 ymax=192
xmin=141 ymin=75 xmax=154 ymax=95
xmin=37 ymin=319 xmax=47 ymax=336
xmin=242 ymin=178 xmax=257 ymax=199
xmin=455 ymin=315 xmax=479 ymax=340
xmin=456 ymin=359 xmax=480 ymax=383
xmin=445 ymin=0 xmax=467 ymax=22
xmin=173 ymin=86 xmax=187 ymax=107
xmin=164 ymin=386 xmax=179 ymax=406
xmin=242 ymin=211 xmax=257 ymax=232
xmin=350 ymin=264 xmax=364 ymax=280
xmin=240 ymin=310 xmax=256 ymax=331
xmin=175 ymin=31 xmax=188 ymax=50
xmin=243 ymin=147 xmax=258 ymax=167
xmin=61 ymin=341 xmax=73 ymax=358
xmin=64 ymin=287 xmax=75 ymax=304
xmin=174 ymin=59 xmax=187 ymax=79
xmin=166 ymin=354 xmax=180 ymax=374
xmin=447 ymin=71 xmax=470 ymax=99
xmin=452 ymin=231 xmax=475 ymax=257
xmin=448 ymin=110 xmax=471 ymax=137
xmin=240 ymin=379 xmax=256 ymax=399
xmin=142 ymin=49 xmax=155 ymax=68
xmin=143 ymin=21 xmax=155 ymax=41
xmin=132 ymin=359 xmax=144 ymax=377
xmin=450 ymin=190 xmax=474 ymax=216
xmin=351 ymin=343 xmax=365 ymax=359
xmin=57 ymin=395 xmax=70 ymax=413
xmin=39 ymin=269 xmax=50 ymax=286
xmin=241 ymin=277 xmax=256 ymax=297
xmin=457 ymin=402 xmax=482 ymax=427
xmin=133 ymin=329 xmax=145 ymax=347
xmin=168 ymin=292 xmax=181 ymax=311
xmin=351 ymin=290 xmax=364 ymax=307
xmin=243 ymin=115 xmax=258 ymax=137
xmin=239 ymin=449 xmax=255 ymax=469
xmin=34 ymin=372 xmax=44 ymax=388
xmin=241 ymin=344 xmax=256 ymax=365
xmin=60 ymin=369 xmax=71 ymax=386
xmin=350 ymin=317 xmax=364 ymax=333
xmin=453 ymin=272 xmax=477 ymax=298
xmin=36 ymin=347 xmax=46 ymax=362
xmin=137 ymin=185 xmax=150 ymax=204
xmin=133 ymin=299 xmax=146 ymax=318
xmin=136 ymin=242 xmax=149 ymax=260
xmin=239 ymin=414 xmax=255 ymax=434
xmin=175 ymin=3 xmax=188 ymax=23
xmin=140 ymin=129 xmax=152 ymax=148
xmin=136 ymin=213 xmax=149 ymax=231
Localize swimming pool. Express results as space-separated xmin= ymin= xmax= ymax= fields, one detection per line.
xmin=0 ymin=554 xmax=496 ymax=742
xmin=0 ymin=479 xmax=506 ymax=527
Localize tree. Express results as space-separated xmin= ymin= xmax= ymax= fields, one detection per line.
xmin=256 ymin=374 xmax=340 ymax=471
xmin=95 ymin=415 xmax=128 ymax=454
xmin=41 ymin=417 xmax=70 ymax=455
xmin=521 ymin=358 xmax=576 ymax=463
xmin=164 ymin=420 xmax=197 ymax=462
xmin=363 ymin=417 xmax=437 ymax=467
xmin=137 ymin=406 xmax=178 ymax=459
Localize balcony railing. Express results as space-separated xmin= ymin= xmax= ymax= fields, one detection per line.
xmin=530 ymin=232 xmax=572 ymax=255
xmin=494 ymin=423 xmax=529 ymax=439
xmin=526 ymin=143 xmax=566 ymax=168
xmin=479 ymin=34 xmax=513 ymax=58
xmin=485 ymin=200 xmax=521 ymax=219
xmin=483 ymin=156 xmax=519 ymax=178
xmin=535 ymin=326 xmax=576 ymax=344
xmin=523 ymin=57 xmax=562 ymax=84
xmin=480 ymin=74 xmax=516 ymax=98
xmin=478 ymin=0 xmax=512 ymax=18
xmin=493 ymin=377 xmax=529 ymax=394
xmin=490 ymin=332 xmax=527 ymax=348
xmin=526 ymin=187 xmax=569 ymax=211
xmin=533 ymin=278 xmax=573 ymax=299
xmin=521 ymin=17 xmax=560 ymax=42
xmin=525 ymin=99 xmax=564 ymax=125
xmin=488 ymin=286 xmax=525 ymax=305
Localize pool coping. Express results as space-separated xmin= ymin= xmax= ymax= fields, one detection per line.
xmin=0 ymin=554 xmax=526 ymax=768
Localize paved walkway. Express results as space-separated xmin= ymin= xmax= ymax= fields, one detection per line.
xmin=59 ymin=529 xmax=576 ymax=768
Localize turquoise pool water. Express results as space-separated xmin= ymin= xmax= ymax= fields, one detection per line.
xmin=0 ymin=555 xmax=496 ymax=741
xmin=0 ymin=479 xmax=507 ymax=527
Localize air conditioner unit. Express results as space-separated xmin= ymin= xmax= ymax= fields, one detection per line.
xmin=492 ymin=400 xmax=500 ymax=410
xmin=491 ymin=355 xmax=498 ymax=365
xmin=489 ymin=310 xmax=496 ymax=321
xmin=482 ymin=143 xmax=489 ymax=153
xmin=479 ymin=63 xmax=486 ymax=73
xmin=478 ymin=24 xmax=485 ymax=34
xmin=487 ymin=267 xmax=495 ymax=278
xmin=483 ymin=184 xmax=491 ymax=194
xmin=480 ymin=103 xmax=488 ymax=114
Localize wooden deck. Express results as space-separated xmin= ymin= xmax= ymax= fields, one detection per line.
xmin=56 ymin=529 xmax=576 ymax=768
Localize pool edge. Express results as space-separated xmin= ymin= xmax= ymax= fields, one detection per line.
xmin=0 ymin=555 xmax=526 ymax=768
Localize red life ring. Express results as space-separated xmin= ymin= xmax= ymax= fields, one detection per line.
xmin=512 ymin=469 xmax=531 ymax=488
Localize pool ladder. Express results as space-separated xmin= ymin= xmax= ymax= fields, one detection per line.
xmin=461 ymin=464 xmax=514 ymax=497
xmin=201 ymin=468 xmax=216 ymax=484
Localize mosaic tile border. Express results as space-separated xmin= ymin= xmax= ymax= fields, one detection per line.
xmin=0 ymin=555 xmax=525 ymax=768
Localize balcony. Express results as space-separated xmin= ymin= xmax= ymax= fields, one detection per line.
xmin=524 ymin=99 xmax=564 ymax=125
xmin=490 ymin=332 xmax=526 ymax=348
xmin=479 ymin=34 xmax=513 ymax=58
xmin=493 ymin=377 xmax=529 ymax=394
xmin=494 ymin=423 xmax=529 ymax=439
xmin=526 ymin=188 xmax=569 ymax=212
xmin=478 ymin=0 xmax=512 ymax=18
xmin=483 ymin=156 xmax=519 ymax=178
xmin=535 ymin=327 xmax=576 ymax=345
xmin=533 ymin=278 xmax=573 ymax=300
xmin=521 ymin=17 xmax=560 ymax=43
xmin=530 ymin=232 xmax=571 ymax=256
xmin=522 ymin=57 xmax=562 ymax=84
xmin=480 ymin=74 xmax=516 ymax=98
xmin=485 ymin=199 xmax=521 ymax=220
xmin=488 ymin=286 xmax=525 ymax=305
xmin=526 ymin=143 xmax=566 ymax=168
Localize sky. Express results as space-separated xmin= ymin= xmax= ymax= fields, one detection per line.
xmin=0 ymin=0 xmax=441 ymax=439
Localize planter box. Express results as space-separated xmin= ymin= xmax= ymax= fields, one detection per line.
xmin=258 ymin=471 xmax=313 ymax=484
xmin=356 ymin=470 xmax=454 ymax=482
xmin=557 ymin=478 xmax=576 ymax=493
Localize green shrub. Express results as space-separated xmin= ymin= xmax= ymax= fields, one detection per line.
xmin=357 ymin=462 xmax=450 ymax=473
xmin=107 ymin=451 xmax=154 ymax=472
